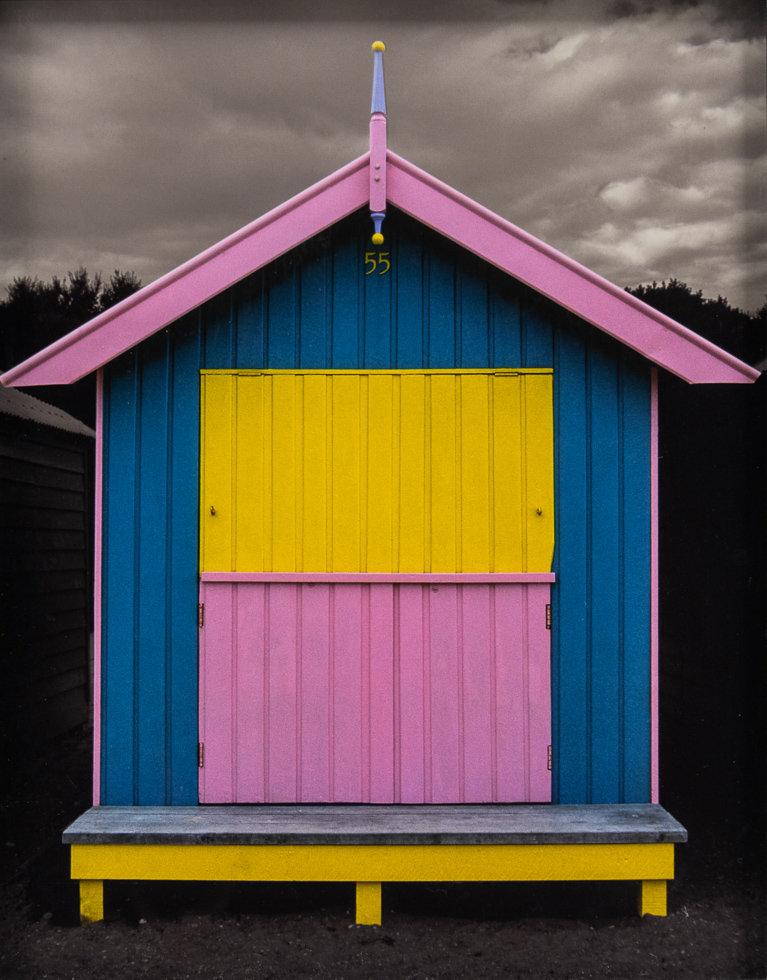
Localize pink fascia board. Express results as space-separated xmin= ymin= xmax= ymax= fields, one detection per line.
xmin=4 ymin=145 xmax=757 ymax=389
xmin=386 ymin=152 xmax=759 ymax=385
xmin=650 ymin=368 xmax=659 ymax=804
xmin=1 ymin=155 xmax=370 ymax=388
xmin=200 ymin=572 xmax=556 ymax=584
xmin=92 ymin=369 xmax=104 ymax=806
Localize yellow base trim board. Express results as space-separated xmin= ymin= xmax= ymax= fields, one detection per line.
xmin=79 ymin=879 xmax=104 ymax=924
xmin=356 ymin=882 xmax=382 ymax=925
xmin=72 ymin=843 xmax=674 ymax=883
xmin=639 ymin=879 xmax=667 ymax=916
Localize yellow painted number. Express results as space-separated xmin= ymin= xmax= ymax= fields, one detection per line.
xmin=364 ymin=252 xmax=391 ymax=275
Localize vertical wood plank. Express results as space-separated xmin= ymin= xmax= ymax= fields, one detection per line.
xmin=459 ymin=262 xmax=490 ymax=368
xmin=266 ymin=583 xmax=298 ymax=801
xmin=301 ymin=375 xmax=328 ymax=572
xmin=199 ymin=583 xmax=234 ymax=803
xmin=271 ymin=375 xmax=296 ymax=572
xmin=331 ymin=236 xmax=359 ymax=368
xmin=526 ymin=584 xmax=553 ymax=801
xmin=331 ymin=584 xmax=363 ymax=800
xmin=369 ymin=584 xmax=395 ymax=802
xmin=521 ymin=302 xmax=554 ymax=369
xmin=365 ymin=375 xmax=394 ymax=571
xmin=493 ymin=375 xmax=523 ymax=571
xmin=298 ymin=583 xmax=331 ymax=801
xmin=394 ymin=233 xmax=424 ymax=367
xmin=524 ymin=374 xmax=555 ymax=573
xmin=398 ymin=375 xmax=425 ymax=572
xmin=234 ymin=274 xmax=265 ymax=368
xmin=429 ymin=375 xmax=457 ymax=572
xmin=364 ymin=248 xmax=392 ymax=368
xmin=461 ymin=585 xmax=494 ymax=802
xmin=332 ymin=375 xmax=361 ymax=571
xmin=494 ymin=584 xmax=526 ymax=801
xmin=491 ymin=284 xmax=522 ymax=368
xmin=235 ymin=375 xmax=264 ymax=571
xmin=234 ymin=582 xmax=266 ymax=802
xmin=553 ymin=326 xmax=590 ymax=803
xmin=460 ymin=374 xmax=490 ymax=572
xmin=427 ymin=585 xmax=461 ymax=802
xmin=396 ymin=584 xmax=425 ymax=802
xmin=200 ymin=374 xmax=233 ymax=571
xmin=136 ymin=334 xmax=170 ymax=804
xmin=102 ymin=356 xmax=138 ymax=804
xmin=168 ymin=316 xmax=202 ymax=805
xmin=266 ymin=265 xmax=297 ymax=368
xmin=590 ymin=342 xmax=622 ymax=803
xmin=203 ymin=292 xmax=234 ymax=368
xmin=426 ymin=249 xmax=456 ymax=368
xmin=299 ymin=254 xmax=328 ymax=368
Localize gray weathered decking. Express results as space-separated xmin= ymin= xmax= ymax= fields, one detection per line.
xmin=63 ymin=804 xmax=687 ymax=846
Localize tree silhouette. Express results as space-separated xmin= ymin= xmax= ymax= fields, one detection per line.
xmin=0 ymin=268 xmax=142 ymax=426
xmin=627 ymin=278 xmax=765 ymax=364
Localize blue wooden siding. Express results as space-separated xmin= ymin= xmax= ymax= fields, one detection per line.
xmin=100 ymin=206 xmax=650 ymax=804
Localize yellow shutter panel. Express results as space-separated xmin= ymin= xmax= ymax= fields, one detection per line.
xmin=200 ymin=370 xmax=554 ymax=574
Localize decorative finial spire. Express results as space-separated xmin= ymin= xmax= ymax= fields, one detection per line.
xmin=371 ymin=41 xmax=386 ymax=115
xmin=369 ymin=42 xmax=387 ymax=244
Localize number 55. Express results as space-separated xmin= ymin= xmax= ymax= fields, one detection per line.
xmin=365 ymin=252 xmax=391 ymax=275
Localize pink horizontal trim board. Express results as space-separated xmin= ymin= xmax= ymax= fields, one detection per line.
xmin=200 ymin=572 xmax=556 ymax=584
xmin=2 ymin=156 xmax=370 ymax=387
xmin=386 ymin=152 xmax=758 ymax=385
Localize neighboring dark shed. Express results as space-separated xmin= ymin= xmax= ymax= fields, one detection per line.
xmin=0 ymin=385 xmax=95 ymax=768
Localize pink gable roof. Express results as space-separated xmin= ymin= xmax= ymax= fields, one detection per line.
xmin=1 ymin=150 xmax=758 ymax=387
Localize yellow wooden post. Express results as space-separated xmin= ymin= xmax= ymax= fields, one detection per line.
xmin=638 ymin=879 xmax=667 ymax=916
xmin=355 ymin=882 xmax=382 ymax=925
xmin=79 ymin=879 xmax=104 ymax=923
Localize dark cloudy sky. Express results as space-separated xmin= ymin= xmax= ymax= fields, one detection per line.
xmin=1 ymin=0 xmax=764 ymax=312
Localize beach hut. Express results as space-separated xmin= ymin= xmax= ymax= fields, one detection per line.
xmin=1 ymin=44 xmax=758 ymax=926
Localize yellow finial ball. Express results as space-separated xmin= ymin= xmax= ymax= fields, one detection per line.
xmin=372 ymin=41 xmax=385 ymax=52
xmin=372 ymin=232 xmax=384 ymax=245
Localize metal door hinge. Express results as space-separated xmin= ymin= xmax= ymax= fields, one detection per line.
xmin=198 ymin=742 xmax=204 ymax=768
xmin=198 ymin=603 xmax=204 ymax=628
xmin=545 ymin=604 xmax=551 ymax=629
xmin=547 ymin=745 xmax=552 ymax=771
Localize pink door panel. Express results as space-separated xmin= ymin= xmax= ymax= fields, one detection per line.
xmin=199 ymin=581 xmax=551 ymax=804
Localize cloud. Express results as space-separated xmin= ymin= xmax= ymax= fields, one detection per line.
xmin=0 ymin=3 xmax=764 ymax=312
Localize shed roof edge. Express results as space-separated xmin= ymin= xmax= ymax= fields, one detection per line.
xmin=1 ymin=150 xmax=757 ymax=387
xmin=386 ymin=152 xmax=759 ymax=385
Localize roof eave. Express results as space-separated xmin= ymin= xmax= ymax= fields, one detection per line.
xmin=1 ymin=149 xmax=757 ymax=388
xmin=1 ymin=154 xmax=370 ymax=388
xmin=387 ymin=152 xmax=759 ymax=385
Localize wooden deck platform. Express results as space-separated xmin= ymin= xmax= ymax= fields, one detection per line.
xmin=64 ymin=804 xmax=687 ymax=924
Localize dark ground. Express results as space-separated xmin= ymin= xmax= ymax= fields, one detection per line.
xmin=0 ymin=725 xmax=764 ymax=980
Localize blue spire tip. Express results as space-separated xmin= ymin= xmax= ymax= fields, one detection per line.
xmin=371 ymin=42 xmax=386 ymax=115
